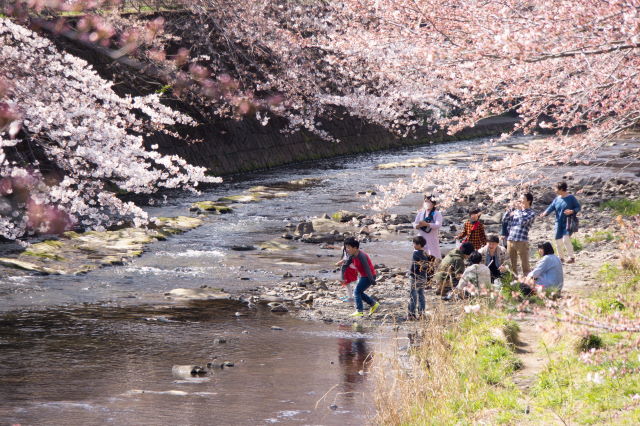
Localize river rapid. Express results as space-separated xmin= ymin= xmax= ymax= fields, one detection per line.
xmin=1 ymin=134 xmax=638 ymax=425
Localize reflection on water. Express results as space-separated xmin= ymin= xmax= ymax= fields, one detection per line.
xmin=0 ymin=302 xmax=379 ymax=425
xmin=337 ymin=327 xmax=370 ymax=393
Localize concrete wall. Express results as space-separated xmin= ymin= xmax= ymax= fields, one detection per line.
xmin=147 ymin=113 xmax=518 ymax=175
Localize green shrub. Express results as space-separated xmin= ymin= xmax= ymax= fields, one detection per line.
xmin=575 ymin=334 xmax=603 ymax=353
xmin=571 ymin=237 xmax=584 ymax=252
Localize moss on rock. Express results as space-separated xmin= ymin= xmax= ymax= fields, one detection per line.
xmin=190 ymin=201 xmax=233 ymax=214
xmin=0 ymin=216 xmax=203 ymax=275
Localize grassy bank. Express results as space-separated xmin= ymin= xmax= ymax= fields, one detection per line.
xmin=525 ymin=260 xmax=640 ymax=424
xmin=374 ymin=308 xmax=524 ymax=424
xmin=373 ymin=224 xmax=640 ymax=423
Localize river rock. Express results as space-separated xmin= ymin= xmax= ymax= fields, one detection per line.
xmin=172 ymin=365 xmax=207 ymax=378
xmin=190 ymin=201 xmax=233 ymax=214
xmin=385 ymin=214 xmax=412 ymax=225
xmin=482 ymin=212 xmax=503 ymax=225
xmin=260 ymin=295 xmax=286 ymax=303
xmin=310 ymin=218 xmax=354 ymax=233
xmin=259 ymin=240 xmax=295 ymax=251
xmin=331 ymin=210 xmax=363 ymax=223
xmin=294 ymin=221 xmax=314 ymax=236
xmin=167 ymin=288 xmax=231 ymax=301
xmin=268 ymin=302 xmax=289 ymax=312
xmin=231 ymin=245 xmax=257 ymax=251
xmin=300 ymin=233 xmax=344 ymax=244
xmin=0 ymin=216 xmax=203 ymax=275
xmin=539 ymin=191 xmax=557 ymax=205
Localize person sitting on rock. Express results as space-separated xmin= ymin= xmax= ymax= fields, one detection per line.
xmin=434 ymin=242 xmax=475 ymax=296
xmin=524 ymin=242 xmax=564 ymax=293
xmin=446 ymin=251 xmax=492 ymax=300
xmin=342 ymin=237 xmax=380 ymax=318
xmin=478 ymin=234 xmax=510 ymax=283
xmin=457 ymin=208 xmax=487 ymax=250
xmin=408 ymin=236 xmax=436 ymax=319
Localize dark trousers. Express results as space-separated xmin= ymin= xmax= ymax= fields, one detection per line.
xmin=354 ymin=277 xmax=375 ymax=312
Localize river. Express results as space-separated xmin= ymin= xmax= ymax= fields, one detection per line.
xmin=1 ymin=134 xmax=637 ymax=425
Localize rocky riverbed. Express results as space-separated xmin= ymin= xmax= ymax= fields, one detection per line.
xmin=245 ymin=174 xmax=638 ymax=325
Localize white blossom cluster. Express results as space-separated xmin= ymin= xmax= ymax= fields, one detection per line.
xmin=0 ymin=18 xmax=219 ymax=240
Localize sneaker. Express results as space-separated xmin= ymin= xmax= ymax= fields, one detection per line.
xmin=339 ymin=296 xmax=349 ymax=302
xmin=368 ymin=302 xmax=381 ymax=315
xmin=350 ymin=311 xmax=364 ymax=317
xmin=566 ymin=258 xmax=575 ymax=264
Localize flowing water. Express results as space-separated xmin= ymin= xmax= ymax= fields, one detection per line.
xmin=1 ymin=135 xmax=637 ymax=425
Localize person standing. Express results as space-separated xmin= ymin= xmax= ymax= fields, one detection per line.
xmin=540 ymin=182 xmax=581 ymax=264
xmin=407 ymin=236 xmax=435 ymax=319
xmin=413 ymin=194 xmax=443 ymax=259
xmin=343 ymin=237 xmax=380 ymax=318
xmin=502 ymin=192 xmax=536 ymax=276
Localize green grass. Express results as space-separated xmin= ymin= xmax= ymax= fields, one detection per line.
xmin=377 ymin=310 xmax=525 ymax=424
xmin=531 ymin=346 xmax=640 ymax=424
xmin=600 ymin=199 xmax=640 ymax=216
xmin=597 ymin=262 xmax=622 ymax=284
xmin=527 ymin=261 xmax=640 ymax=424
xmin=583 ymin=230 xmax=616 ymax=244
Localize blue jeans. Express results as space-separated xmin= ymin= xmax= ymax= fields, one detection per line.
xmin=408 ymin=287 xmax=425 ymax=316
xmin=354 ymin=277 xmax=375 ymax=312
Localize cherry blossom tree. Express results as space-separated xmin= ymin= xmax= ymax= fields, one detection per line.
xmin=0 ymin=17 xmax=218 ymax=239
xmin=335 ymin=0 xmax=640 ymax=208
xmin=3 ymin=0 xmax=640 ymax=239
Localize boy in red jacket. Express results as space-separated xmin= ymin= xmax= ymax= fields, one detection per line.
xmin=343 ymin=237 xmax=380 ymax=317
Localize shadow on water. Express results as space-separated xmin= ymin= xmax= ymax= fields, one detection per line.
xmin=0 ymin=301 xmax=379 ymax=425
